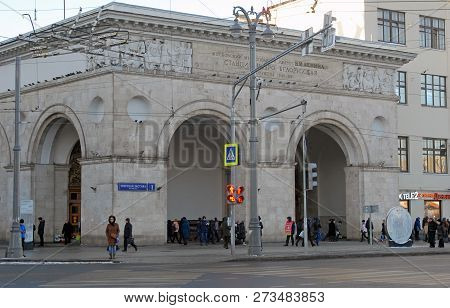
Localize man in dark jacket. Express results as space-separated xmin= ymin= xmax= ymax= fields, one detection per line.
xmin=37 ymin=217 xmax=45 ymax=247
xmin=428 ymin=218 xmax=438 ymax=248
xmin=123 ymin=218 xmax=138 ymax=251
xmin=221 ymin=217 xmax=231 ymax=249
xmin=62 ymin=220 xmax=73 ymax=245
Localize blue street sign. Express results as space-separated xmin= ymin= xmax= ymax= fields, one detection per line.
xmin=118 ymin=183 xmax=148 ymax=191
xmin=224 ymin=143 xmax=239 ymax=167
xmin=147 ymin=183 xmax=156 ymax=192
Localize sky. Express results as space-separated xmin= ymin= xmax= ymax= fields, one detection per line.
xmin=0 ymin=0 xmax=282 ymax=41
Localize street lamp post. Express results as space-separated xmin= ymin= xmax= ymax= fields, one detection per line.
xmin=230 ymin=6 xmax=274 ymax=256
xmin=5 ymin=56 xmax=23 ymax=258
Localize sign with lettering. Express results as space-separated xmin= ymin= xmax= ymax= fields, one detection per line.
xmin=399 ymin=191 xmax=450 ymax=200
xmin=118 ymin=183 xmax=156 ymax=192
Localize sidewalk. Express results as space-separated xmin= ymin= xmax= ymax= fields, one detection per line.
xmin=2 ymin=240 xmax=450 ymax=264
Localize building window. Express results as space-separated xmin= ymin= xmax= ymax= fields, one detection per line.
xmin=400 ymin=200 xmax=410 ymax=213
xmin=421 ymin=74 xmax=446 ymax=107
xmin=420 ymin=16 xmax=445 ymax=50
xmin=396 ymin=71 xmax=407 ymax=104
xmin=398 ymin=136 xmax=409 ymax=172
xmin=425 ymin=200 xmax=441 ymax=219
xmin=378 ymin=9 xmax=406 ymax=44
xmin=422 ymin=138 xmax=447 ymax=174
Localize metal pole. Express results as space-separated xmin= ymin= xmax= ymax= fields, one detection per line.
xmin=5 ymin=56 xmax=23 ymax=258
xmin=248 ymin=24 xmax=261 ymax=256
xmin=369 ymin=213 xmax=373 ymax=245
xmin=63 ymin=0 xmax=66 ymax=19
xmin=230 ymin=87 xmax=236 ymax=256
xmin=302 ymin=129 xmax=308 ymax=252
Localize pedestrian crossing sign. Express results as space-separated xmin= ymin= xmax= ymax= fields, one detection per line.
xmin=224 ymin=143 xmax=239 ymax=167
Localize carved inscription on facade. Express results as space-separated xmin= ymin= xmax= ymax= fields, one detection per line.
xmin=88 ymin=39 xmax=192 ymax=73
xmin=193 ymin=43 xmax=339 ymax=85
xmin=343 ymin=64 xmax=395 ymax=95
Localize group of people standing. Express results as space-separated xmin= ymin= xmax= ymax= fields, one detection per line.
xmin=284 ymin=216 xmax=324 ymax=247
xmin=416 ymin=217 xmax=449 ymax=248
xmin=167 ymin=217 xmax=255 ymax=249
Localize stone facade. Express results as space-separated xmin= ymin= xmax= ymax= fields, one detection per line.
xmin=0 ymin=3 xmax=414 ymax=245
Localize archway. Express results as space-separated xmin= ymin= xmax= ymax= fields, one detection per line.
xmin=167 ymin=115 xmax=229 ymax=223
xmin=32 ymin=117 xmax=82 ymax=243
xmin=295 ymin=126 xmax=347 ymax=235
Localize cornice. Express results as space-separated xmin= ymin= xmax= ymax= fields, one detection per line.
xmin=0 ymin=3 xmax=415 ymax=67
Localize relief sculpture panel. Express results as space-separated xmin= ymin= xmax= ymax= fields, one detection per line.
xmin=343 ymin=63 xmax=395 ymax=95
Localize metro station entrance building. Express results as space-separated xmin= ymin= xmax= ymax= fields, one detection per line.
xmin=0 ymin=3 xmax=414 ymax=244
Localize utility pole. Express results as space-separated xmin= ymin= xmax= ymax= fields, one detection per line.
xmin=302 ymin=121 xmax=308 ymax=251
xmin=229 ymin=10 xmax=336 ymax=256
xmin=5 ymin=56 xmax=23 ymax=258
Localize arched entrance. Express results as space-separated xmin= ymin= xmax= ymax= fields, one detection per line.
xmin=295 ymin=126 xmax=347 ymax=234
xmin=167 ymin=115 xmax=229 ymax=221
xmin=32 ymin=117 xmax=82 ymax=243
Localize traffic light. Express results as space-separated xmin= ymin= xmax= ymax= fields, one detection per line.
xmin=226 ymin=184 xmax=245 ymax=204
xmin=236 ymin=186 xmax=244 ymax=204
xmin=226 ymin=184 xmax=236 ymax=203
xmin=307 ymin=163 xmax=318 ymax=190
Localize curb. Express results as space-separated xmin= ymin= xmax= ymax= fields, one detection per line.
xmin=0 ymin=259 xmax=120 ymax=264
xmin=228 ymin=250 xmax=450 ymax=262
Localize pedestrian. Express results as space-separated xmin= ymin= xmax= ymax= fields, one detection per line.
xmin=221 ymin=217 xmax=231 ymax=249
xmin=123 ymin=218 xmax=137 ymax=252
xmin=37 ymin=217 xmax=45 ymax=247
xmin=200 ymin=216 xmax=209 ymax=246
xmin=295 ymin=218 xmax=304 ymax=246
xmin=335 ymin=221 xmax=343 ymax=241
xmin=422 ymin=216 xmax=428 ymax=242
xmin=19 ymin=219 xmax=26 ymax=257
xmin=105 ymin=215 xmax=120 ymax=259
xmin=195 ymin=218 xmax=201 ymax=242
xmin=414 ymin=217 xmax=421 ymax=241
xmin=259 ymin=216 xmax=263 ymax=250
xmin=303 ymin=218 xmax=316 ymax=247
xmin=284 ymin=216 xmax=295 ymax=246
xmin=167 ymin=220 xmax=173 ymax=243
xmin=328 ymin=219 xmax=336 ymax=242
xmin=360 ymin=219 xmax=368 ymax=242
xmin=442 ymin=218 xmax=449 ymax=243
xmin=365 ymin=218 xmax=374 ymax=244
xmin=180 ymin=217 xmax=190 ymax=245
xmin=62 ymin=220 xmax=73 ymax=245
xmin=208 ymin=219 xmax=215 ymax=244
xmin=437 ymin=219 xmax=445 ymax=248
xmin=428 ymin=218 xmax=437 ymax=248
xmin=212 ymin=217 xmax=220 ymax=243
xmin=313 ymin=218 xmax=322 ymax=246
xmin=172 ymin=219 xmax=181 ymax=244
xmin=380 ymin=220 xmax=387 ymax=243
xmin=237 ymin=221 xmax=247 ymax=245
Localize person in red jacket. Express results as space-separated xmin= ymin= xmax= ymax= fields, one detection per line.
xmin=284 ymin=217 xmax=295 ymax=246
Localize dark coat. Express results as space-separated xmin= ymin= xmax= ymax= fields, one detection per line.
xmin=124 ymin=222 xmax=133 ymax=238
xmin=328 ymin=221 xmax=336 ymax=236
xmin=429 ymin=220 xmax=438 ymax=233
xmin=180 ymin=218 xmax=190 ymax=239
xmin=38 ymin=220 xmax=45 ymax=235
xmin=62 ymin=222 xmax=72 ymax=237
xmin=221 ymin=220 xmax=230 ymax=237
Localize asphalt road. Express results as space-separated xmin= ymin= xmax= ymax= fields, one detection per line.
xmin=1 ymin=255 xmax=449 ymax=288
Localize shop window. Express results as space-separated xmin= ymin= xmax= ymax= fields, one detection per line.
xmin=424 ymin=200 xmax=441 ymax=219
